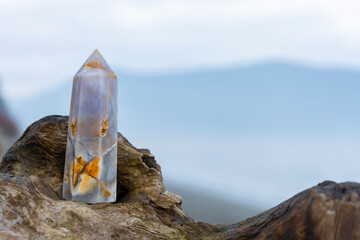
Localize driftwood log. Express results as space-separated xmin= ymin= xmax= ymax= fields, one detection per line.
xmin=0 ymin=115 xmax=359 ymax=239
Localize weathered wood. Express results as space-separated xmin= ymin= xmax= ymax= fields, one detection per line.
xmin=0 ymin=115 xmax=359 ymax=239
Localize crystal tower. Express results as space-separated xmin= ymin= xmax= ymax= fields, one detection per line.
xmin=62 ymin=49 xmax=117 ymax=203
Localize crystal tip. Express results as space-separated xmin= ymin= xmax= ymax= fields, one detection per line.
xmin=75 ymin=49 xmax=115 ymax=77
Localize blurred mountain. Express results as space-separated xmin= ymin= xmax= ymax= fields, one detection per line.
xmin=0 ymin=83 xmax=18 ymax=158
xmin=166 ymin=183 xmax=260 ymax=224
xmin=10 ymin=61 xmax=360 ymax=136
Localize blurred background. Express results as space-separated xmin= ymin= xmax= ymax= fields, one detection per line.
xmin=1 ymin=0 xmax=360 ymax=224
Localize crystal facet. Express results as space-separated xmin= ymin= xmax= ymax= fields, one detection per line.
xmin=62 ymin=49 xmax=118 ymax=203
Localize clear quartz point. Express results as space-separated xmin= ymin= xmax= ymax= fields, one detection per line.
xmin=62 ymin=49 xmax=118 ymax=203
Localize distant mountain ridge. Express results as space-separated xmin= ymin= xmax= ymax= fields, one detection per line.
xmin=10 ymin=61 xmax=360 ymax=135
xmin=166 ymin=183 xmax=260 ymax=224
xmin=0 ymin=88 xmax=17 ymax=135
xmin=0 ymin=84 xmax=18 ymax=158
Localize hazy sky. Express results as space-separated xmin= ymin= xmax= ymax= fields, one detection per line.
xmin=1 ymin=0 xmax=360 ymax=99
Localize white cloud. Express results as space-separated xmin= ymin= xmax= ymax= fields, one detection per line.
xmin=112 ymin=0 xmax=360 ymax=32
xmin=113 ymin=0 xmax=319 ymax=27
xmin=1 ymin=0 xmax=360 ymax=100
xmin=0 ymin=0 xmax=45 ymax=7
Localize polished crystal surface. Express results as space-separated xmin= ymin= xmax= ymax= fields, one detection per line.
xmin=62 ymin=49 xmax=118 ymax=203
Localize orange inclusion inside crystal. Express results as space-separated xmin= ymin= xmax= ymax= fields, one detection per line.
xmin=70 ymin=119 xmax=77 ymax=137
xmin=70 ymin=155 xmax=111 ymax=197
xmin=79 ymin=156 xmax=101 ymax=193
xmin=103 ymin=189 xmax=111 ymax=197
xmin=72 ymin=156 xmax=85 ymax=187
xmin=86 ymin=61 xmax=106 ymax=70
xmin=86 ymin=157 xmax=100 ymax=179
xmin=71 ymin=156 xmax=101 ymax=193
xmin=101 ymin=118 xmax=108 ymax=136
xmin=85 ymin=61 xmax=117 ymax=80
xmin=80 ymin=175 xmax=93 ymax=193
